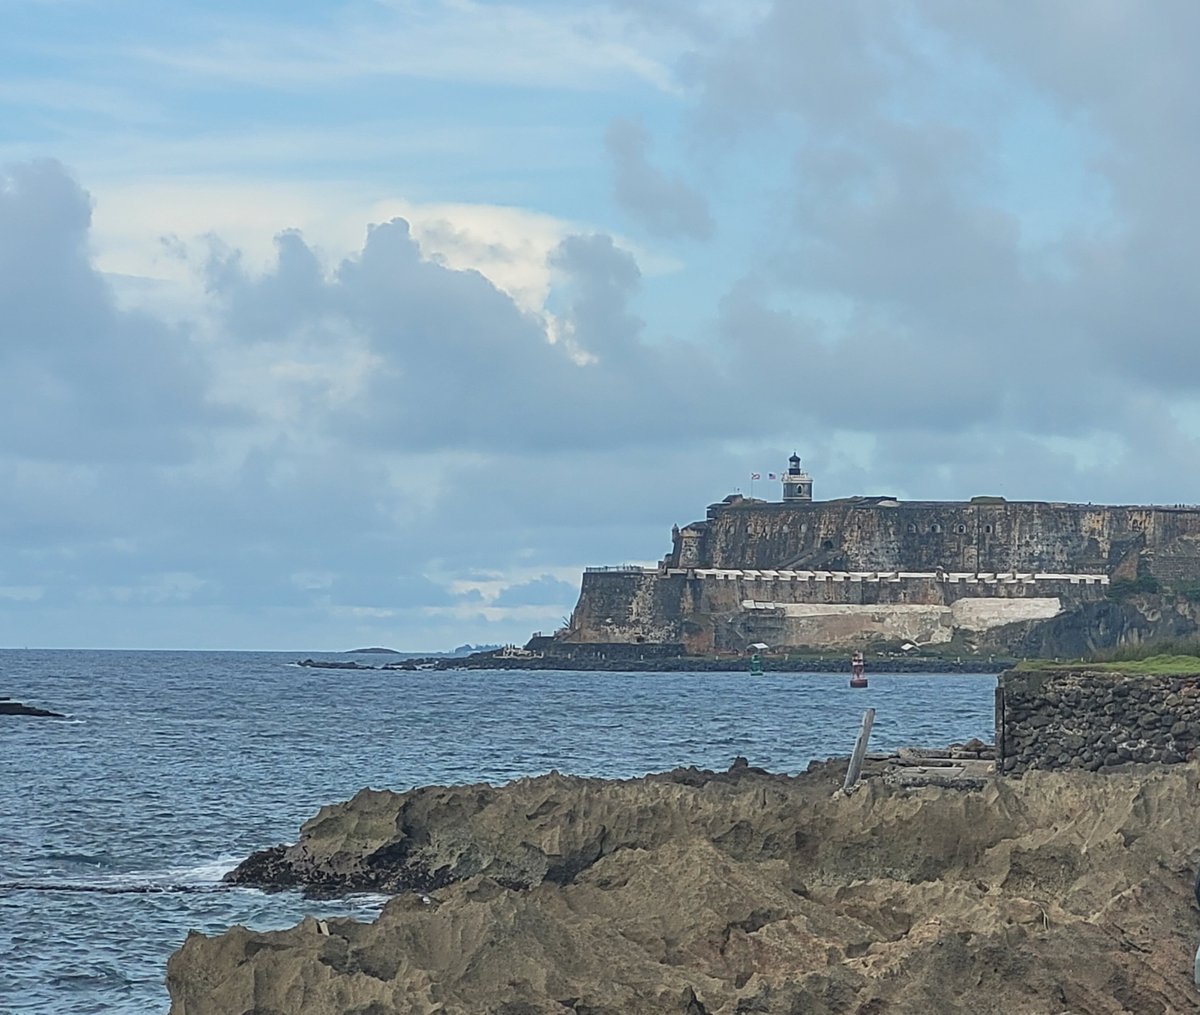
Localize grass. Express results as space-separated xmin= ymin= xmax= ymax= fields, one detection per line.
xmin=1085 ymin=654 xmax=1200 ymax=674
xmin=1017 ymin=652 xmax=1200 ymax=675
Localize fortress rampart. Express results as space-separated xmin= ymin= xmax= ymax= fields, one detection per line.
xmin=674 ymin=498 xmax=1200 ymax=577
xmin=562 ymin=493 xmax=1200 ymax=656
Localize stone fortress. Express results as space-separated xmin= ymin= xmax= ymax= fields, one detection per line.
xmin=559 ymin=454 xmax=1200 ymax=657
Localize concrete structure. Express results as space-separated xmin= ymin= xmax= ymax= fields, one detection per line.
xmin=560 ymin=466 xmax=1200 ymax=655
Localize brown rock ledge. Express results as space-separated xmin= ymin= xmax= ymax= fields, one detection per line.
xmin=170 ymin=760 xmax=1200 ymax=1014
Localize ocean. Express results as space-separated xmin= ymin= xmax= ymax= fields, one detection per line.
xmin=0 ymin=649 xmax=998 ymax=1013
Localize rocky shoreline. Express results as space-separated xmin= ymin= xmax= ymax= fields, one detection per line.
xmin=298 ymin=654 xmax=1011 ymax=674
xmin=170 ymin=758 xmax=1200 ymax=1014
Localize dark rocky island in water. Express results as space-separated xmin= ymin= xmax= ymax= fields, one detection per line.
xmin=169 ymin=758 xmax=1200 ymax=1014
xmin=0 ymin=696 xmax=64 ymax=718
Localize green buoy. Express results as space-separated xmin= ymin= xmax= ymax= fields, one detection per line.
xmin=750 ymin=652 xmax=764 ymax=676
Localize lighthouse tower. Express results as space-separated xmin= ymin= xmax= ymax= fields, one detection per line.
xmin=782 ymin=453 xmax=813 ymax=502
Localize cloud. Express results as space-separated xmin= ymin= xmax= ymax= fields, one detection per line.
xmin=10 ymin=3 xmax=1200 ymax=652
xmin=123 ymin=2 xmax=680 ymax=93
xmin=203 ymin=217 xmax=746 ymax=456
xmin=489 ymin=574 xmax=580 ymax=608
xmin=0 ymin=159 xmax=234 ymax=463
xmin=605 ymin=118 xmax=713 ymax=240
xmin=626 ymin=0 xmax=1200 ymax=501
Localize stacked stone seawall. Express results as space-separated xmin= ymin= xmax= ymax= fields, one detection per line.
xmin=999 ymin=669 xmax=1200 ymax=775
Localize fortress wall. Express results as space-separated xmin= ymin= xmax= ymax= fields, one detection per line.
xmin=731 ymin=599 xmax=1065 ymax=650
xmin=692 ymin=502 xmax=1200 ymax=577
xmin=777 ymin=606 xmax=953 ymax=650
xmin=568 ymin=568 xmax=1110 ymax=653
xmin=950 ymin=597 xmax=1064 ymax=630
xmin=567 ymin=571 xmax=688 ymax=645
xmin=693 ymin=573 xmax=1107 ymax=608
xmin=1000 ymin=669 xmax=1200 ymax=774
xmin=567 ymin=502 xmax=1200 ymax=655
xmin=1146 ymin=545 xmax=1200 ymax=583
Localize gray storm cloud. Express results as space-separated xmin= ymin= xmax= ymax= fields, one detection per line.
xmin=635 ymin=0 xmax=1200 ymax=502
xmin=604 ymin=118 xmax=714 ymax=240
xmin=0 ymin=160 xmax=229 ymax=463
xmin=205 ymin=218 xmax=746 ymax=453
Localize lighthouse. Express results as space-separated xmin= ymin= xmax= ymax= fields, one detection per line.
xmin=782 ymin=453 xmax=813 ymax=502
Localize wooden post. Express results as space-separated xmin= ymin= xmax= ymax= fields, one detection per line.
xmin=843 ymin=708 xmax=876 ymax=792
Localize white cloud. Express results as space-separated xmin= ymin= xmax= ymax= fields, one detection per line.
xmin=440 ymin=564 xmax=584 ymax=604
xmin=125 ymin=1 xmax=681 ymax=93
xmin=87 ymin=177 xmax=585 ymax=324
xmin=0 ymin=585 xmax=44 ymax=602
xmin=420 ymin=603 xmax=568 ymax=627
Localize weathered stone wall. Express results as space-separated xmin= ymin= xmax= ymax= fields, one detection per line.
xmin=568 ymin=568 xmax=1111 ymax=654
xmin=679 ymin=500 xmax=1200 ymax=578
xmin=567 ymin=571 xmax=692 ymax=647
xmin=565 ymin=497 xmax=1200 ymax=654
xmin=999 ymin=669 xmax=1200 ymax=775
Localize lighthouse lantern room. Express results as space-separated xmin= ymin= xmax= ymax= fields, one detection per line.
xmin=782 ymin=453 xmax=813 ymax=502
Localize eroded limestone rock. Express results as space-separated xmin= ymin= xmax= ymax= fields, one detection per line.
xmin=172 ymin=761 xmax=1200 ymax=1014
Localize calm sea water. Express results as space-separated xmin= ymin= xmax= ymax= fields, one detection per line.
xmin=0 ymin=649 xmax=998 ymax=1013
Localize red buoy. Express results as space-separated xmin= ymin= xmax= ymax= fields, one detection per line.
xmin=849 ymin=650 xmax=868 ymax=688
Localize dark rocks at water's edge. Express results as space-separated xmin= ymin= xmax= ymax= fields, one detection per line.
xmin=174 ymin=759 xmax=1200 ymax=1015
xmin=296 ymin=653 xmax=1011 ymax=674
xmin=298 ymin=658 xmax=373 ymax=670
xmin=0 ymin=697 xmax=65 ymax=718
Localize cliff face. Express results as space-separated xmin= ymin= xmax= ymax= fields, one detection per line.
xmin=169 ymin=762 xmax=1200 ymax=1015
xmin=563 ymin=498 xmax=1200 ymax=654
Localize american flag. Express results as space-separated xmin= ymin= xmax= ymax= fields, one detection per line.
xmin=768 ymin=473 xmax=777 ymax=480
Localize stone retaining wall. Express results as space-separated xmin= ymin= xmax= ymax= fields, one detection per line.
xmin=999 ymin=669 xmax=1200 ymax=775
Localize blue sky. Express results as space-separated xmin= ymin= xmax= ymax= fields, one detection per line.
xmin=3 ymin=1 xmax=1199 ymax=650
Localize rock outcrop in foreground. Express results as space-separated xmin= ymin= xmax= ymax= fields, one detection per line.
xmin=170 ymin=761 xmax=1200 ymax=1014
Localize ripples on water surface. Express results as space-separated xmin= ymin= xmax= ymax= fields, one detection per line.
xmin=0 ymin=649 xmax=998 ymax=1013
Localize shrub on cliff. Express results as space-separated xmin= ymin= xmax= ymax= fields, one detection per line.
xmin=1106 ymin=574 xmax=1160 ymax=599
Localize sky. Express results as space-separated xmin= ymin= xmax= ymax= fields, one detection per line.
xmin=3 ymin=0 xmax=1200 ymax=651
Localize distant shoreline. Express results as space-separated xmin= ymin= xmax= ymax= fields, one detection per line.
xmin=298 ymin=655 xmax=1008 ymax=674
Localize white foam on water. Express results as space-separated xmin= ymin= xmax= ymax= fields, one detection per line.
xmin=21 ymin=854 xmax=245 ymax=891
xmin=164 ymin=855 xmax=242 ymax=883
xmin=122 ymin=854 xmax=242 ymax=886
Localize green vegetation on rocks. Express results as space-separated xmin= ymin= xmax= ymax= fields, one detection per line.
xmin=1105 ymin=574 xmax=1161 ymax=599
xmin=1016 ymin=638 xmax=1200 ymax=675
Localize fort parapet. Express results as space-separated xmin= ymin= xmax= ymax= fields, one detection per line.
xmin=561 ymin=492 xmax=1200 ymax=656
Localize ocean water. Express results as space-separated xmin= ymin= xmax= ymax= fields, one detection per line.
xmin=0 ymin=649 xmax=998 ymax=1013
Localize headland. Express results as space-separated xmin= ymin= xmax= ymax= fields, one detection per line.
xmin=549 ymin=460 xmax=1200 ymax=663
